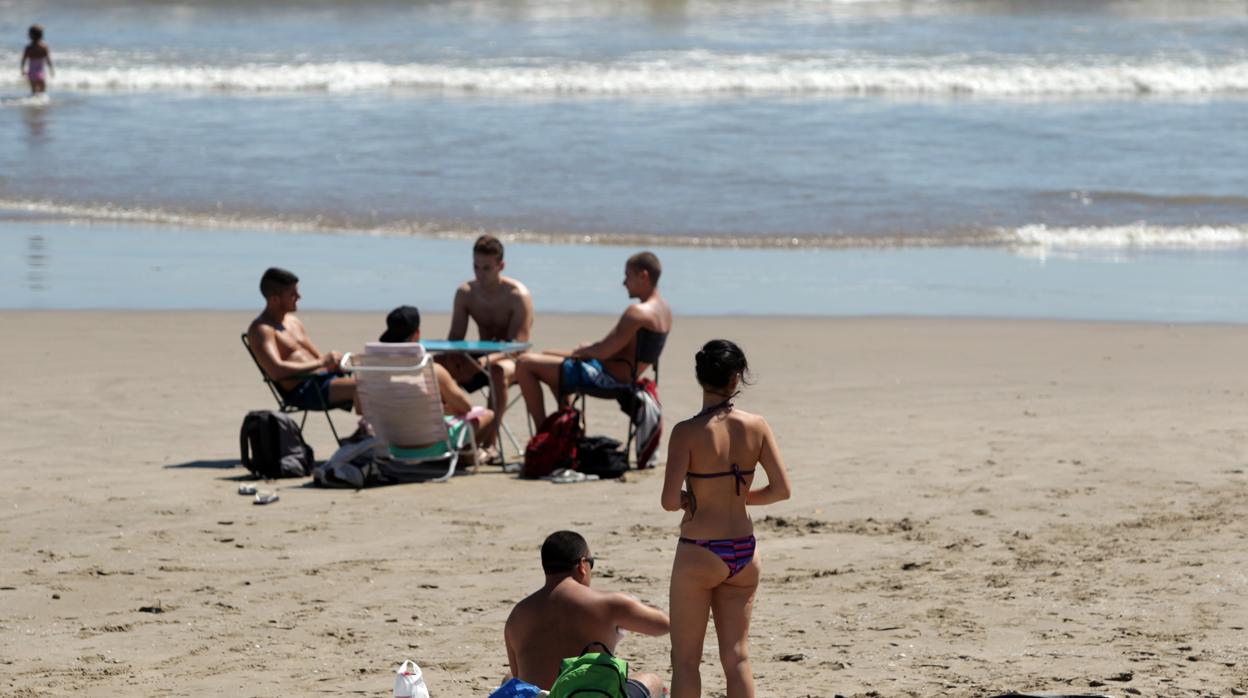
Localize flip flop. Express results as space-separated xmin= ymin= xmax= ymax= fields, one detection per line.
xmin=550 ymin=469 xmax=599 ymax=484
xmin=254 ymin=492 xmax=280 ymax=505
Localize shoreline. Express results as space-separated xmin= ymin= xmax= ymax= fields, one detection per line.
xmin=7 ymin=306 xmax=1248 ymax=328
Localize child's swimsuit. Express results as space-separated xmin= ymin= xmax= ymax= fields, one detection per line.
xmin=27 ymin=57 xmax=45 ymax=81
xmin=679 ymin=400 xmax=758 ymax=577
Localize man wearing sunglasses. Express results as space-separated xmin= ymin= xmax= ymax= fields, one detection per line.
xmin=502 ymin=530 xmax=669 ymax=697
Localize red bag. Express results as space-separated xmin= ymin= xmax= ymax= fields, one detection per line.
xmin=523 ymin=406 xmax=584 ymax=479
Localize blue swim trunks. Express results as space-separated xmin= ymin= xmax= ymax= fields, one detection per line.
xmin=280 ymin=373 xmax=349 ymax=410
xmin=560 ymin=358 xmax=632 ymax=395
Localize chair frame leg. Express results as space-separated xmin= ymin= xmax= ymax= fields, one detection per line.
xmin=500 ymin=422 xmax=522 ymax=462
xmin=432 ymin=420 xmax=472 ymax=483
xmin=310 ymin=386 xmax=343 ymax=445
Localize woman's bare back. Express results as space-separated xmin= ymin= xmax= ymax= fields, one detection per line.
xmin=676 ymin=406 xmax=766 ymax=539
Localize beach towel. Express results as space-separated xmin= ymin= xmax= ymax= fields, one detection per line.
xmin=630 ymin=378 xmax=661 ymax=469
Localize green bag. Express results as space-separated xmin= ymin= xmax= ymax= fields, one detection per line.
xmin=548 ymin=642 xmax=629 ymax=698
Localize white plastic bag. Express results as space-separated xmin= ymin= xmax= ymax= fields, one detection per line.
xmin=394 ymin=659 xmax=431 ymax=698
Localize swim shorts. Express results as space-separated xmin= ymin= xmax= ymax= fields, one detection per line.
xmin=625 ymin=678 xmax=652 ymax=698
xmin=559 ymin=358 xmax=631 ymax=395
xmin=388 ymin=415 xmax=473 ymax=459
xmin=281 ymin=373 xmax=348 ymax=410
xmin=458 ymin=371 xmax=491 ymax=394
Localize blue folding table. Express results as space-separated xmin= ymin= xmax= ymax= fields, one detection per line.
xmin=421 ymin=340 xmax=531 ymax=464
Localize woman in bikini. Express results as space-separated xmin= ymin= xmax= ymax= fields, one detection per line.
xmin=661 ymin=339 xmax=792 ymax=698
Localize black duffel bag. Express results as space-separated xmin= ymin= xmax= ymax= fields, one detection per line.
xmin=574 ymin=435 xmax=629 ymax=479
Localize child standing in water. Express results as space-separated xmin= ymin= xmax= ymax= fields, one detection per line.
xmin=21 ymin=25 xmax=53 ymax=95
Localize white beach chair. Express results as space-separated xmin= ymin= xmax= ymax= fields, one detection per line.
xmin=352 ymin=342 xmax=473 ymax=483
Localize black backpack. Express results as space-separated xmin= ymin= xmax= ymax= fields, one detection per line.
xmin=239 ymin=410 xmax=316 ymax=479
xmin=574 ymin=435 xmax=629 ymax=479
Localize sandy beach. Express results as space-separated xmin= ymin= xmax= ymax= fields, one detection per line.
xmin=1 ymin=310 xmax=1245 ymax=697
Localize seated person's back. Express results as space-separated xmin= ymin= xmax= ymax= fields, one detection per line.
xmin=376 ymin=305 xmax=498 ymax=450
xmin=504 ymin=531 xmax=668 ymax=696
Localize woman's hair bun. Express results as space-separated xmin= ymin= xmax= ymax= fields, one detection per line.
xmin=694 ymin=339 xmax=750 ymax=390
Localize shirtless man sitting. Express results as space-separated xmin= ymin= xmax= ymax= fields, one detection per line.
xmin=378 ymin=305 xmax=497 ymax=450
xmin=503 ymin=531 xmax=668 ymax=697
xmin=440 ymin=235 xmax=534 ymax=427
xmin=515 ymin=251 xmax=671 ymax=426
xmin=246 ymin=267 xmax=356 ymax=412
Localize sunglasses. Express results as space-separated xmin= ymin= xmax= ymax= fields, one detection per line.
xmin=582 ymin=555 xmax=595 ymax=570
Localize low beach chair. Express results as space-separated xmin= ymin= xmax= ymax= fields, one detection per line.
xmin=352 ymin=342 xmax=473 ymax=483
xmin=563 ymin=329 xmax=667 ymax=467
xmin=240 ymin=333 xmax=347 ymax=444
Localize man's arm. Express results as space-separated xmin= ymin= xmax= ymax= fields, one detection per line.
xmin=607 ymin=593 xmax=670 ymax=637
xmin=503 ymin=613 xmax=520 ymax=681
xmin=571 ymin=307 xmax=640 ymax=361
xmin=505 ymin=288 xmax=534 ymax=343
xmin=447 ymin=285 xmax=472 ymax=341
xmin=248 ymin=323 xmax=334 ymax=381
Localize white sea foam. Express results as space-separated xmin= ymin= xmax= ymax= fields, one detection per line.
xmin=0 ymin=93 xmax=51 ymax=107
xmin=1009 ymin=223 xmax=1248 ymax=250
xmin=3 ymin=198 xmax=1245 ymax=253
xmin=11 ymin=51 xmax=1248 ymax=97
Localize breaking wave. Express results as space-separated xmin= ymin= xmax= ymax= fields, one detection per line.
xmin=3 ymin=198 xmax=1245 ymax=252
xmin=13 ymin=50 xmax=1248 ymax=98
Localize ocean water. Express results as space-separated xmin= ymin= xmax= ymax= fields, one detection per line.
xmin=1 ymin=0 xmax=1246 ymax=317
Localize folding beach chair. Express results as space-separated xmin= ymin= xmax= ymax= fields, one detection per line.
xmin=563 ymin=329 xmax=667 ymax=467
xmin=352 ymin=342 xmax=474 ymax=483
xmin=240 ymin=333 xmax=346 ymax=444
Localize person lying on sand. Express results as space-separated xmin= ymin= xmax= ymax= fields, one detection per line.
xmin=439 ymin=234 xmax=534 ymax=429
xmin=377 ymin=304 xmax=498 ymax=453
xmin=515 ymin=251 xmax=671 ymax=426
xmin=247 ymin=267 xmax=357 ymax=413
xmin=502 ymin=530 xmax=669 ymax=697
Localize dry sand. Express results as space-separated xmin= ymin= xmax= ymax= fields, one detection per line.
xmin=1 ymin=311 xmax=1245 ymax=697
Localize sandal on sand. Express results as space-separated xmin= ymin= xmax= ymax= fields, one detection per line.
xmin=549 ymin=469 xmax=599 ymax=484
xmin=253 ymin=492 xmax=279 ymax=505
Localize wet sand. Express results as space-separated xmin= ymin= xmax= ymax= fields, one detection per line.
xmin=1 ymin=311 xmax=1245 ymax=696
